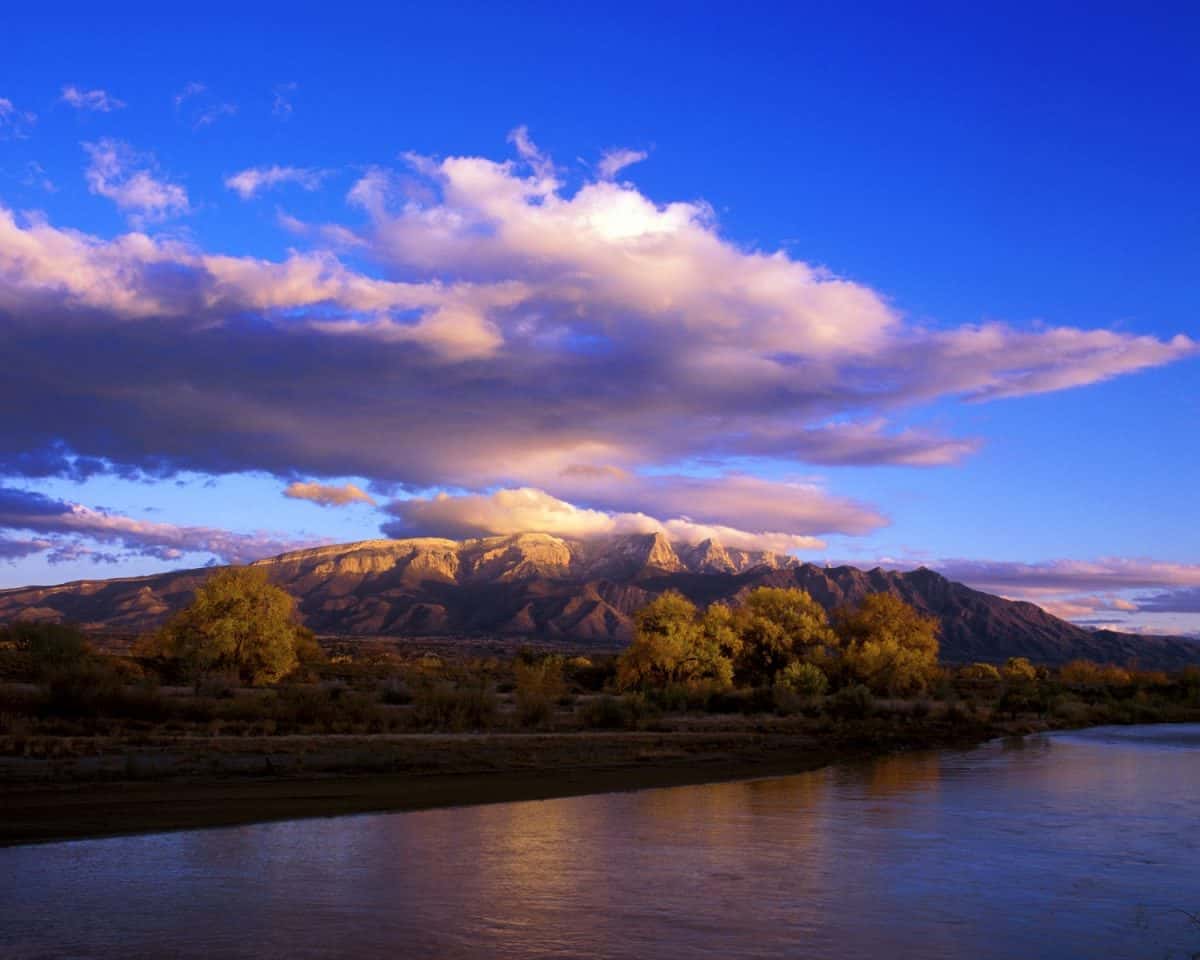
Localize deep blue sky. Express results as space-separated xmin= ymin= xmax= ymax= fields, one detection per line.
xmin=1 ymin=2 xmax=1197 ymax=631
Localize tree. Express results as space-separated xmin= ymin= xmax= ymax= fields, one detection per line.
xmin=733 ymin=587 xmax=837 ymax=686
xmin=3 ymin=621 xmax=89 ymax=676
xmin=617 ymin=591 xmax=733 ymax=689
xmin=160 ymin=567 xmax=302 ymax=686
xmin=835 ymin=593 xmax=940 ymax=697
xmin=1002 ymin=657 xmax=1038 ymax=684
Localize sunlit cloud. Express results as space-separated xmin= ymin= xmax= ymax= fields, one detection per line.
xmin=283 ymin=481 xmax=376 ymax=507
xmin=596 ymin=147 xmax=648 ymax=180
xmin=82 ymin=139 xmax=190 ymax=223
xmin=0 ymin=132 xmax=1193 ymax=548
xmin=61 ymin=85 xmax=125 ymax=112
xmin=226 ymin=165 xmax=329 ymax=199
xmin=384 ymin=487 xmax=826 ymax=553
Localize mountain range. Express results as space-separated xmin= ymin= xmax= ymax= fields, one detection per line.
xmin=1 ymin=532 xmax=1196 ymax=668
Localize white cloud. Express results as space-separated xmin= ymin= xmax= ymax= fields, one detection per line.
xmin=61 ymin=86 xmax=125 ymax=112
xmin=273 ymin=82 xmax=297 ymax=119
xmin=596 ymin=147 xmax=648 ymax=180
xmin=82 ymin=139 xmax=190 ymax=223
xmin=385 ymin=487 xmax=826 ymax=553
xmin=226 ymin=165 xmax=328 ymax=199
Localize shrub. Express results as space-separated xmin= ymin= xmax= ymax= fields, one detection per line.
xmin=6 ymin=622 xmax=89 ymax=678
xmin=410 ymin=679 xmax=497 ymax=731
xmin=828 ymin=683 xmax=875 ymax=720
xmin=778 ymin=661 xmax=829 ymax=697
xmin=515 ymin=657 xmax=567 ymax=727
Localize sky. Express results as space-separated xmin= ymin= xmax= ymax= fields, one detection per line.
xmin=1 ymin=3 xmax=1198 ymax=635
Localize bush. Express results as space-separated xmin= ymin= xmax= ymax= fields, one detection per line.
xmin=378 ymin=675 xmax=412 ymax=705
xmin=410 ymin=679 xmax=497 ymax=731
xmin=828 ymin=684 xmax=875 ymax=720
xmin=515 ymin=657 xmax=567 ymax=727
xmin=5 ymin=622 xmax=89 ymax=678
xmin=778 ymin=661 xmax=829 ymax=697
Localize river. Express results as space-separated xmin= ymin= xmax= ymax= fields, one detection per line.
xmin=2 ymin=724 xmax=1198 ymax=959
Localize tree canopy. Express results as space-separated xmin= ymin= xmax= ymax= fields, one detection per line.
xmin=835 ymin=593 xmax=940 ymax=696
xmin=159 ymin=567 xmax=302 ymax=685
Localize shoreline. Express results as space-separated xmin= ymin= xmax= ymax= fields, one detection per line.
xmin=0 ymin=721 xmax=1006 ymax=847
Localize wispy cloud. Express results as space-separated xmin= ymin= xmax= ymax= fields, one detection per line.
xmin=0 ymin=97 xmax=36 ymax=140
xmin=82 ymin=139 xmax=190 ymax=222
xmin=61 ymin=85 xmax=125 ymax=112
xmin=173 ymin=82 xmax=236 ymax=129
xmin=226 ymin=165 xmax=329 ymax=199
xmin=20 ymin=161 xmax=56 ymax=193
xmin=596 ymin=147 xmax=648 ymax=180
xmin=273 ymin=82 xmax=297 ymax=119
xmin=0 ymin=486 xmax=320 ymax=564
xmin=283 ymin=481 xmax=376 ymax=507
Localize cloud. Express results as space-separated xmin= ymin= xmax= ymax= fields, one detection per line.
xmin=0 ymin=132 xmax=1193 ymax=546
xmin=61 ymin=86 xmax=125 ymax=112
xmin=273 ymin=82 xmax=297 ymax=119
xmin=596 ymin=147 xmax=648 ymax=180
xmin=0 ymin=97 xmax=36 ymax=140
xmin=0 ymin=486 xmax=319 ymax=564
xmin=226 ymin=165 xmax=328 ymax=199
xmin=383 ymin=487 xmax=826 ymax=553
xmin=173 ymin=82 xmax=235 ymax=129
xmin=21 ymin=161 xmax=55 ymax=193
xmin=0 ymin=537 xmax=52 ymax=561
xmin=283 ymin=481 xmax=376 ymax=507
xmin=83 ymin=139 xmax=190 ymax=223
xmin=174 ymin=82 xmax=207 ymax=108
xmin=930 ymin=557 xmax=1200 ymax=626
xmin=935 ymin=558 xmax=1200 ymax=594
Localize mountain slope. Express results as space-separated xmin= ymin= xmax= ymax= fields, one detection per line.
xmin=1 ymin=533 xmax=1195 ymax=667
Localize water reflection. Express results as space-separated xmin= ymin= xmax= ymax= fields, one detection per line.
xmin=2 ymin=725 xmax=1198 ymax=959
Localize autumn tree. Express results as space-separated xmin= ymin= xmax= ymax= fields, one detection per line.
xmin=835 ymin=593 xmax=940 ymax=697
xmin=733 ymin=587 xmax=837 ymax=686
xmin=160 ymin=567 xmax=303 ymax=686
xmin=617 ymin=591 xmax=734 ymax=689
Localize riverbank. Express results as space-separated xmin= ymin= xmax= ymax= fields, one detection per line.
xmin=0 ymin=715 xmax=1033 ymax=846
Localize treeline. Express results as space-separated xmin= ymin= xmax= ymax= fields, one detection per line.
xmin=617 ymin=588 xmax=940 ymax=699
xmin=1 ymin=572 xmax=1198 ymax=738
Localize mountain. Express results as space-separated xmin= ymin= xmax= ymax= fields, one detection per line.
xmin=1 ymin=533 xmax=1196 ymax=668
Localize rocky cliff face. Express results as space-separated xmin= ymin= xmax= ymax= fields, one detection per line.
xmin=1 ymin=532 xmax=1195 ymax=667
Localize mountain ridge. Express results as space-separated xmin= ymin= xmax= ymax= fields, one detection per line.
xmin=1 ymin=533 xmax=1196 ymax=668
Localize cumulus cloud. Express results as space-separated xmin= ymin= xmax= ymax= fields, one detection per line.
xmin=0 ymin=97 xmax=36 ymax=139
xmin=0 ymin=486 xmax=319 ymax=564
xmin=61 ymin=86 xmax=125 ymax=112
xmin=226 ymin=165 xmax=329 ymax=199
xmin=384 ymin=487 xmax=826 ymax=553
xmin=83 ymin=139 xmax=190 ymax=222
xmin=283 ymin=481 xmax=376 ymax=507
xmin=0 ymin=133 xmax=1193 ymax=547
xmin=596 ymin=147 xmax=648 ymax=180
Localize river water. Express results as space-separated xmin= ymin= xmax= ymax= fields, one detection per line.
xmin=3 ymin=725 xmax=1198 ymax=959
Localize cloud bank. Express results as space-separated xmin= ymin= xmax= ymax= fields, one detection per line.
xmin=0 ymin=132 xmax=1194 ymax=551
xmin=0 ymin=486 xmax=317 ymax=565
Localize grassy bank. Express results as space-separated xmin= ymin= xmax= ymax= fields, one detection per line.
xmin=2 ymin=634 xmax=1198 ymax=846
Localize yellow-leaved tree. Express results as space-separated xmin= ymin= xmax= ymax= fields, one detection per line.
xmin=160 ymin=567 xmax=303 ymax=686
xmin=617 ymin=591 xmax=735 ymax=689
xmin=835 ymin=593 xmax=940 ymax=696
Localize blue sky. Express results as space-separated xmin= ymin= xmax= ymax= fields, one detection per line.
xmin=1 ymin=3 xmax=1197 ymax=633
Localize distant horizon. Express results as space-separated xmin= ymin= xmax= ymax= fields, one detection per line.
xmin=1 ymin=4 xmax=1197 ymax=638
